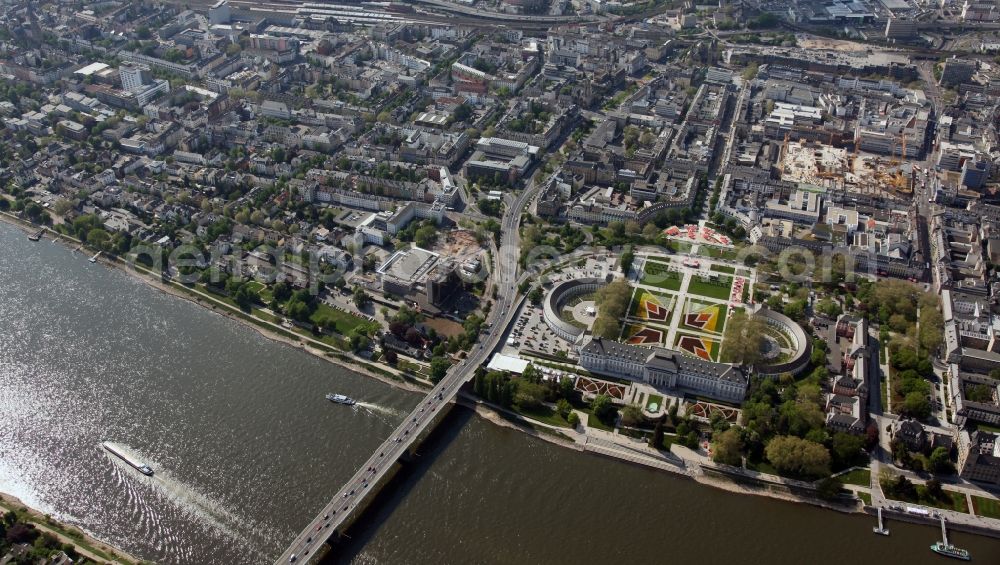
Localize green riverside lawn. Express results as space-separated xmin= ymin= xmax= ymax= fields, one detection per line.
xmin=309 ymin=302 xmax=369 ymax=334
xmin=514 ymin=404 xmax=573 ymax=428
xmin=583 ymin=409 xmax=615 ymax=432
xmin=837 ymin=468 xmax=871 ymax=487
xmin=882 ymin=484 xmax=970 ymax=513
xmin=972 ymin=495 xmax=1000 ymax=519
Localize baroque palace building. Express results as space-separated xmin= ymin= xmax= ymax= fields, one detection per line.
xmin=578 ymin=337 xmax=748 ymax=403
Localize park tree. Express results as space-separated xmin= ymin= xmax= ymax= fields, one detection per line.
xmin=783 ymin=299 xmax=807 ymax=321
xmin=352 ymin=285 xmax=370 ymax=309
xmin=86 ymin=228 xmax=110 ymax=249
xmin=521 ymin=363 xmax=541 ymax=384
xmin=528 ymin=286 xmax=544 ymax=305
xmin=777 ymin=384 xmax=826 ymax=438
xmin=639 ymin=130 xmax=655 ymax=147
xmin=720 ymin=309 xmax=768 ymax=365
xmin=815 ymin=298 xmax=842 ymax=318
xmin=929 ymin=446 xmax=955 ymax=475
xmin=591 ymin=394 xmax=617 ymax=424
xmin=430 ymin=356 xmax=450 ymax=383
xmin=272 ymin=282 xmax=292 ymax=303
xmin=567 ymin=411 xmax=580 ymax=427
xmin=623 ymin=126 xmax=639 ymax=149
xmin=831 ymin=432 xmax=866 ymax=469
xmin=349 ymin=331 xmax=370 ymax=353
xmin=902 ymin=391 xmax=931 ymax=420
xmin=765 ymin=436 xmax=831 ymax=477
xmin=555 ymin=398 xmax=572 ymax=419
xmin=515 ymin=380 xmax=547 ymax=411
xmin=651 ymin=417 xmax=665 ymax=449
xmin=383 ymin=349 xmax=398 ymax=365
xmin=620 ymin=249 xmax=635 ymax=274
xmin=620 ymin=405 xmax=645 ymax=427
xmin=712 ymin=428 xmax=744 ymax=466
xmin=816 ymin=477 xmax=843 ymax=501
xmin=592 ymin=280 xmax=632 ymax=339
xmin=918 ymin=292 xmax=943 ymax=353
xmin=415 ymin=224 xmax=438 ymax=249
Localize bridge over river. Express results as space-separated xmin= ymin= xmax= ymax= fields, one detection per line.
xmin=275 ymin=185 xmax=538 ymax=564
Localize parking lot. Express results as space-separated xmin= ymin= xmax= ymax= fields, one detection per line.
xmin=502 ymin=255 xmax=619 ymax=359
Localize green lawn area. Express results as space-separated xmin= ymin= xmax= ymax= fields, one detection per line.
xmin=641 ymin=261 xmax=682 ymax=291
xmin=310 ymin=302 xmax=369 ymax=335
xmin=257 ymin=286 xmax=273 ymax=304
xmin=710 ymin=264 xmax=736 ymax=274
xmin=583 ymin=408 xmax=616 ymax=431
xmin=687 ymin=275 xmax=733 ymax=300
xmin=940 ymin=491 xmax=970 ymax=513
xmin=883 ymin=483 xmax=970 ymax=513
xmin=289 ymin=324 xmax=348 ymax=351
xmin=514 ymin=404 xmax=573 ymax=428
xmin=245 ymin=281 xmax=266 ymax=293
xmin=972 ymin=495 xmax=1000 ymax=519
xmin=398 ymin=359 xmax=431 ymax=378
xmin=645 ymin=394 xmax=664 ymax=412
xmin=857 ymin=492 xmax=872 ymax=506
xmin=837 ymin=468 xmax=871 ymax=487
xmin=672 ymin=241 xmax=693 ymax=253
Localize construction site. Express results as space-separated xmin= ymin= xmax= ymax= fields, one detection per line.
xmin=778 ymin=137 xmax=914 ymax=199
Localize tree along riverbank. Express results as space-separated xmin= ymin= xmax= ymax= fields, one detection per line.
xmin=0 ymin=492 xmax=143 ymax=565
xmin=0 ymin=211 xmax=430 ymax=395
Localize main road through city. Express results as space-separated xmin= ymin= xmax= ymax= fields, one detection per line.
xmin=275 ymin=182 xmax=540 ymax=564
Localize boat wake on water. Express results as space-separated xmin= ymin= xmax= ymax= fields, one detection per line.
xmin=354 ymin=401 xmax=406 ymax=419
xmin=100 ymin=443 xmax=267 ymax=556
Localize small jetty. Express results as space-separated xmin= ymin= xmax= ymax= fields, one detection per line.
xmin=872 ymin=507 xmax=889 ymax=536
xmin=930 ymin=515 xmax=971 ymax=561
xmin=27 ymin=228 xmax=44 ymax=241
xmin=89 ymin=251 xmax=100 ymax=263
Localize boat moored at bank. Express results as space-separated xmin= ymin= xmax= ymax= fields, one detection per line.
xmin=931 ymin=542 xmax=971 ymax=561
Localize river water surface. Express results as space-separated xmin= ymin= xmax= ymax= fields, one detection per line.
xmin=0 ymin=221 xmax=997 ymax=564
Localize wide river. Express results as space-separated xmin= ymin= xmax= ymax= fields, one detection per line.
xmin=0 ymin=221 xmax=997 ymax=564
